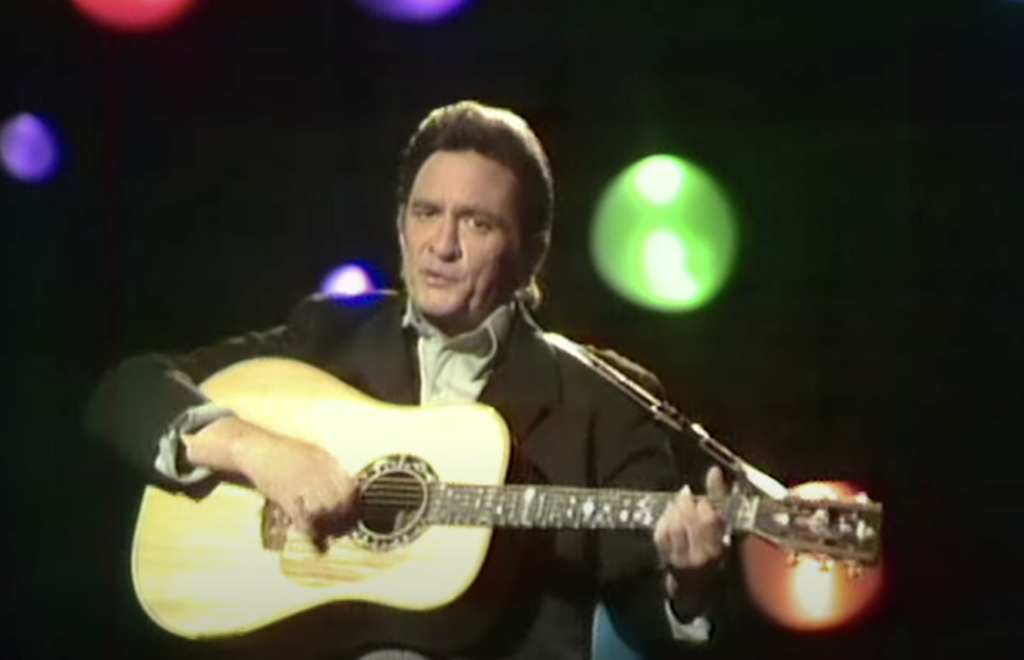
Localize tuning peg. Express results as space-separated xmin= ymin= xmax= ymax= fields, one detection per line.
xmin=844 ymin=561 xmax=864 ymax=580
xmin=818 ymin=558 xmax=835 ymax=573
xmin=786 ymin=552 xmax=800 ymax=567
xmin=854 ymin=492 xmax=871 ymax=504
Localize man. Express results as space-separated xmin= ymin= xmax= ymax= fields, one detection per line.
xmin=85 ymin=100 xmax=729 ymax=660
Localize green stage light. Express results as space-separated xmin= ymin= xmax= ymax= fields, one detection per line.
xmin=590 ymin=154 xmax=738 ymax=312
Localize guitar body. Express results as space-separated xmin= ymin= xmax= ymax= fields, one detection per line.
xmin=131 ymin=357 xmax=513 ymax=641
xmin=129 ymin=357 xmax=885 ymax=657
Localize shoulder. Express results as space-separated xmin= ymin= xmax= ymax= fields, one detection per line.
xmin=542 ymin=330 xmax=664 ymax=397
xmin=291 ymin=288 xmax=399 ymax=319
xmin=588 ymin=346 xmax=664 ymax=395
xmin=286 ymin=289 xmax=403 ymax=343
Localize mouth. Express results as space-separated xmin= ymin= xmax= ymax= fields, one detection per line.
xmin=421 ymin=268 xmax=460 ymax=286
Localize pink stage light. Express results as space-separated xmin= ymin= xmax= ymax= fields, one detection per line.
xmin=68 ymin=0 xmax=200 ymax=33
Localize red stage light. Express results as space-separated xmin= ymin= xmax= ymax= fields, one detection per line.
xmin=742 ymin=480 xmax=884 ymax=632
xmin=69 ymin=0 xmax=199 ymax=33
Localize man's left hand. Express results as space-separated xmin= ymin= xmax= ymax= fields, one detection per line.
xmin=653 ymin=466 xmax=729 ymax=573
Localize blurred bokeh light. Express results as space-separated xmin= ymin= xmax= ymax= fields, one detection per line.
xmin=741 ymin=480 xmax=885 ymax=632
xmin=1 ymin=113 xmax=62 ymax=184
xmin=68 ymin=0 xmax=200 ymax=33
xmin=354 ymin=0 xmax=477 ymax=23
xmin=320 ymin=262 xmax=382 ymax=299
xmin=590 ymin=155 xmax=738 ymax=313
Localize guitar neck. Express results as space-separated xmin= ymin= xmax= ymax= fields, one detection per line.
xmin=424 ymin=483 xmax=733 ymax=531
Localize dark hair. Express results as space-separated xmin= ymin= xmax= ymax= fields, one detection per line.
xmin=395 ymin=100 xmax=554 ymax=308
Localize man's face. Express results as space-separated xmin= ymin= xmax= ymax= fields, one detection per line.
xmin=401 ymin=150 xmax=523 ymax=336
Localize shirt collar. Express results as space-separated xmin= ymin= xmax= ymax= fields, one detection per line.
xmin=402 ymin=297 xmax=517 ymax=363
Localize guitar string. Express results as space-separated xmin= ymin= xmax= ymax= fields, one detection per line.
xmin=365 ymin=478 xmax=706 ymax=501
xmin=361 ymin=487 xmax=718 ymax=508
xmin=357 ymin=481 xmax=728 ymax=529
xmin=359 ymin=478 xmax=745 ymax=526
xmin=365 ymin=478 xmax=872 ymax=515
xmin=358 ymin=489 xmax=688 ymax=509
xmin=361 ymin=483 xmax=717 ymax=500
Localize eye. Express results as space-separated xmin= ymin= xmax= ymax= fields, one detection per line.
xmin=411 ymin=203 xmax=439 ymax=220
xmin=467 ymin=215 xmax=496 ymax=232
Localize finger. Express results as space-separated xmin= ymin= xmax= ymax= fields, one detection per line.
xmin=679 ymin=514 xmax=718 ymax=567
xmin=329 ymin=472 xmax=356 ymax=500
xmin=664 ymin=525 xmax=690 ymax=567
xmin=695 ymin=537 xmax=723 ymax=566
xmin=694 ymin=503 xmax=726 ymax=557
xmin=706 ymin=465 xmax=728 ymax=498
xmin=289 ymin=494 xmax=324 ymax=539
xmin=674 ymin=484 xmax=696 ymax=511
xmin=663 ymin=505 xmax=699 ymax=568
xmin=653 ymin=508 xmax=671 ymax=555
xmin=657 ymin=484 xmax=693 ymax=535
xmin=655 ymin=506 xmax=687 ymax=564
xmin=695 ymin=498 xmax=721 ymax=524
xmin=695 ymin=527 xmax=724 ymax=563
xmin=288 ymin=510 xmax=316 ymax=539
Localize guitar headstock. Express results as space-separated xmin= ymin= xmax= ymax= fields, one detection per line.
xmin=730 ymin=489 xmax=883 ymax=572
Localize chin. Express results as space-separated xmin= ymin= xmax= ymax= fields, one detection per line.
xmin=413 ymin=293 xmax=466 ymax=321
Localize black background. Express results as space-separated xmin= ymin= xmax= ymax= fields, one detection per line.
xmin=3 ymin=0 xmax=1020 ymax=657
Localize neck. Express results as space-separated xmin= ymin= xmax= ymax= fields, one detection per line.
xmin=413 ymin=482 xmax=732 ymax=530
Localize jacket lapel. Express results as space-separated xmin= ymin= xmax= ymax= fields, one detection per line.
xmin=340 ymin=296 xmax=420 ymax=406
xmin=338 ymin=295 xmax=562 ymax=451
xmin=477 ymin=308 xmax=561 ymax=445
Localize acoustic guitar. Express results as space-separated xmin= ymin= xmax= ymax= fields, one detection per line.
xmin=130 ymin=357 xmax=883 ymax=642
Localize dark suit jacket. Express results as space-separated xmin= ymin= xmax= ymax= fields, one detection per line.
xmin=85 ymin=291 xmax=717 ymax=660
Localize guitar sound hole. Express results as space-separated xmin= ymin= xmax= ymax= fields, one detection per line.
xmin=359 ymin=471 xmax=427 ymax=536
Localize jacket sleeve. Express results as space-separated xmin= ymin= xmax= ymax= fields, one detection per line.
xmin=81 ymin=293 xmax=338 ymax=490
xmin=587 ymin=348 xmax=727 ymax=655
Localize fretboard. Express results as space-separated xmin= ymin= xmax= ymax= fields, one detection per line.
xmin=424 ymin=483 xmax=729 ymax=530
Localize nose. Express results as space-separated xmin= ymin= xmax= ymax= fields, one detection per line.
xmin=429 ymin=213 xmax=462 ymax=261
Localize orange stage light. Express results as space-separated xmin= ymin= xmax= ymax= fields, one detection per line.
xmin=742 ymin=480 xmax=885 ymax=632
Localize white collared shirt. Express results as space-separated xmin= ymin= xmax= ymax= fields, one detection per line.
xmin=401 ymin=300 xmax=515 ymax=406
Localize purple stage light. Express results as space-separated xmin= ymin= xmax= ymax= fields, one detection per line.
xmin=1 ymin=113 xmax=61 ymax=183
xmin=321 ymin=263 xmax=377 ymax=298
xmin=354 ymin=0 xmax=476 ymax=23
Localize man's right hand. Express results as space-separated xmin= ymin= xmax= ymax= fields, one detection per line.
xmin=184 ymin=416 xmax=359 ymax=541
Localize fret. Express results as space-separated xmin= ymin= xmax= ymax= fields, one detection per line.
xmin=493 ymin=489 xmax=505 ymax=522
xmin=509 ymin=488 xmax=519 ymax=523
xmin=498 ymin=488 xmax=511 ymax=525
xmin=485 ymin=488 xmax=496 ymax=520
xmin=521 ymin=487 xmax=536 ymax=526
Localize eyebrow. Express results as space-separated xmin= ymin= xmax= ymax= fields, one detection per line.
xmin=408 ymin=198 xmax=507 ymax=224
